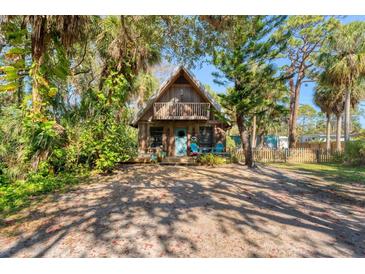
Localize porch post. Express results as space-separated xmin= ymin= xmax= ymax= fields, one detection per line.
xmin=169 ymin=123 xmax=174 ymax=156
xmin=195 ymin=124 xmax=199 ymax=143
xmin=162 ymin=126 xmax=167 ymax=152
xmin=187 ymin=126 xmax=191 ymax=156
xmin=146 ymin=123 xmax=151 ymax=153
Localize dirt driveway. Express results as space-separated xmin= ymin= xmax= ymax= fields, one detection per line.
xmin=1 ymin=164 xmax=364 ymax=257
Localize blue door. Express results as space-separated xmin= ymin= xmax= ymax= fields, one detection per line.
xmin=175 ymin=128 xmax=187 ymax=156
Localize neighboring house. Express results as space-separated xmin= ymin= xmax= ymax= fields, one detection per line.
xmin=131 ymin=65 xmax=230 ymax=157
xmin=264 ymin=135 xmax=289 ymax=149
xmin=277 ymin=136 xmax=289 ymax=149
xmin=230 ymin=135 xmax=289 ymax=149
xmin=300 ymin=134 xmax=346 ymax=143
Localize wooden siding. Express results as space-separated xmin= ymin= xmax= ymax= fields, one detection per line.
xmin=138 ymin=122 xmax=147 ymax=153
xmin=158 ymin=84 xmax=204 ymax=103
xmin=140 ymin=83 xmax=213 ymax=121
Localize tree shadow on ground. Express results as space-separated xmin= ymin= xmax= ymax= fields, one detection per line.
xmin=0 ymin=164 xmax=364 ymax=257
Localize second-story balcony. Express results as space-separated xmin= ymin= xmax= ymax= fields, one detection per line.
xmin=153 ymin=102 xmax=210 ymax=120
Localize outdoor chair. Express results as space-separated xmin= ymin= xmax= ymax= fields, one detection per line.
xmin=190 ymin=143 xmax=200 ymax=156
xmin=213 ymin=143 xmax=224 ymax=153
xmin=213 ymin=142 xmax=230 ymax=157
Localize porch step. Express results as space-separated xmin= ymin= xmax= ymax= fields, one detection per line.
xmin=160 ymin=156 xmax=197 ymax=165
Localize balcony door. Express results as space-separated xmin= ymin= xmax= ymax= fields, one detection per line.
xmin=174 ymin=128 xmax=187 ymax=156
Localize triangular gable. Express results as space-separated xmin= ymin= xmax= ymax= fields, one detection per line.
xmin=131 ymin=65 xmax=227 ymax=126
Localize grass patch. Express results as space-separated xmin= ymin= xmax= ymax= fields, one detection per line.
xmin=0 ymin=173 xmax=86 ymax=218
xmin=270 ymin=162 xmax=365 ymax=185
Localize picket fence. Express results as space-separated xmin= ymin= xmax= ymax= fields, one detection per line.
xmin=231 ymin=148 xmax=342 ymax=164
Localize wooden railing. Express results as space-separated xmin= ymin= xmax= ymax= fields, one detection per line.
xmin=153 ymin=102 xmax=210 ymax=120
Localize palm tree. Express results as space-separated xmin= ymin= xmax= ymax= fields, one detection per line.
xmin=317 ymin=80 xmax=364 ymax=152
xmin=96 ymin=16 xmax=162 ymax=100
xmin=1 ymin=16 xmax=90 ymax=111
xmin=324 ymin=22 xmax=365 ymax=142
xmin=22 ymin=16 xmax=89 ymax=114
xmin=314 ymin=85 xmax=334 ymax=151
xmin=330 ymin=94 xmax=345 ymax=152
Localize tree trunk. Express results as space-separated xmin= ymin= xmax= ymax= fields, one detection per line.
xmin=325 ymin=113 xmax=331 ymax=152
xmin=251 ymin=115 xmax=257 ymax=149
xmin=288 ymin=84 xmax=301 ymax=148
xmin=31 ymin=33 xmax=47 ymax=115
xmin=336 ymin=114 xmax=342 ymax=152
xmin=257 ymin=132 xmax=264 ymax=148
xmin=344 ymin=89 xmax=351 ymax=142
xmin=237 ymin=113 xmax=253 ymax=168
xmin=32 ymin=64 xmax=42 ymax=114
xmin=17 ymin=77 xmax=23 ymax=106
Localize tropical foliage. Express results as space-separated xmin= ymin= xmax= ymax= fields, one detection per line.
xmin=0 ymin=16 xmax=365 ymax=214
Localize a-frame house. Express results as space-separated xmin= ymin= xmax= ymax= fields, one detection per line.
xmin=132 ymin=65 xmax=230 ymax=157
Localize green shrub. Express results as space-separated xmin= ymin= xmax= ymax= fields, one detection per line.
xmin=197 ymin=153 xmax=226 ymax=166
xmin=230 ymin=154 xmax=240 ymax=164
xmin=332 ymin=150 xmax=344 ymax=163
xmin=0 ymin=106 xmax=29 ymax=180
xmin=226 ymin=135 xmax=236 ymax=151
xmin=62 ymin=116 xmax=138 ymax=173
xmin=344 ymin=140 xmax=365 ymax=166
xmin=0 ymin=173 xmax=79 ymax=215
xmin=94 ymin=123 xmax=137 ymax=172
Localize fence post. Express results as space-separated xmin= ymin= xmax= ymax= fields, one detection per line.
xmin=273 ymin=149 xmax=276 ymax=163
xmin=284 ymin=148 xmax=287 ymax=163
xmin=316 ymin=149 xmax=320 ymax=163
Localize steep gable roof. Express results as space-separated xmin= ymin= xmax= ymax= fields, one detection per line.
xmin=131 ymin=65 xmax=226 ymax=126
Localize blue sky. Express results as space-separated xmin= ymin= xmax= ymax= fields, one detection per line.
xmin=191 ymin=16 xmax=365 ymax=127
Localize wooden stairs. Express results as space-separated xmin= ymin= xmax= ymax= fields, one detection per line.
xmin=160 ymin=156 xmax=197 ymax=165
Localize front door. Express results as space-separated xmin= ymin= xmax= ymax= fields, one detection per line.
xmin=174 ymin=128 xmax=187 ymax=156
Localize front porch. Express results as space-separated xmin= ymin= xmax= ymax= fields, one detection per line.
xmin=138 ymin=121 xmax=227 ymax=158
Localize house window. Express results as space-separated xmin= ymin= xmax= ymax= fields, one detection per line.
xmin=199 ymin=126 xmax=213 ymax=147
xmin=150 ymin=127 xmax=163 ymax=148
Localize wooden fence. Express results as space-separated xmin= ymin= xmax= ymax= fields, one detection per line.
xmin=231 ymin=148 xmax=342 ymax=164
xmin=295 ymin=141 xmax=345 ymax=151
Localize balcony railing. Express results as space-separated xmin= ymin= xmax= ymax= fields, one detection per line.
xmin=153 ymin=102 xmax=210 ymax=120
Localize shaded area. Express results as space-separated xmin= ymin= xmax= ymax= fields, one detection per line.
xmin=0 ymin=164 xmax=364 ymax=257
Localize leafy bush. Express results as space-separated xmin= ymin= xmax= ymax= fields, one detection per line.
xmin=225 ymin=135 xmax=236 ymax=151
xmin=230 ymin=154 xmax=240 ymax=164
xmin=0 ymin=106 xmax=29 ymax=180
xmin=197 ymin=153 xmax=226 ymax=166
xmin=95 ymin=123 xmax=137 ymax=172
xmin=0 ymin=173 xmax=79 ymax=215
xmin=63 ymin=116 xmax=137 ymax=173
xmin=332 ymin=151 xmax=344 ymax=163
xmin=0 ymin=163 xmax=10 ymax=186
xmin=344 ymin=140 xmax=365 ymax=166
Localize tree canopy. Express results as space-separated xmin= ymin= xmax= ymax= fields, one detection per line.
xmin=0 ymin=15 xmax=364 ymax=195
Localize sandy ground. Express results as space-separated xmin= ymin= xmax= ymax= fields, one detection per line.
xmin=0 ymin=164 xmax=364 ymax=257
